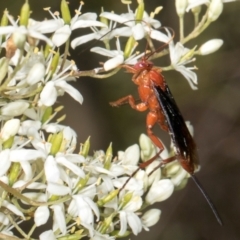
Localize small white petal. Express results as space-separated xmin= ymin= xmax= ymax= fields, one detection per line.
xmin=119 ymin=211 xmax=127 ymax=236
xmin=34 ymin=206 xmax=50 ymax=226
xmin=40 ymin=82 xmax=57 ymax=106
xmin=10 ymin=149 xmax=46 ymax=162
xmin=44 ymin=156 xmax=60 ymax=182
xmin=91 ymin=47 xmax=119 ymax=58
xmin=2 ymin=200 xmax=24 ymax=218
xmin=32 ymin=19 xmax=64 ymax=34
xmin=132 ymin=23 xmax=145 ymax=40
xmin=52 ymin=204 xmax=66 ymax=234
xmin=56 ymin=156 xmax=85 ymax=177
xmin=150 ymin=29 xmax=170 ymax=43
xmin=127 ymin=211 xmax=142 ymax=235
xmin=20 ymin=161 xmax=33 ymax=180
xmin=1 ymin=101 xmax=29 ymax=117
xmin=72 ymin=20 xmax=107 ymax=30
xmin=122 ymin=144 xmax=140 ymax=166
xmin=52 ymin=25 xmax=71 ymax=47
xmin=39 ymin=230 xmax=56 ymax=240
xmin=28 ymin=29 xmax=53 ymax=47
xmin=123 ymin=195 xmax=142 ymax=211
xmin=0 ymin=26 xmax=15 ymax=35
xmin=26 ymin=63 xmax=45 ymax=85
xmin=71 ymin=32 xmax=97 ymax=49
xmin=0 ymin=149 xmax=10 ymax=176
xmin=47 ymin=182 xmax=71 ymax=196
xmin=104 ymin=55 xmax=124 ymax=71
xmin=100 ymin=12 xmax=130 ymax=25
xmin=55 ymin=81 xmax=83 ymax=104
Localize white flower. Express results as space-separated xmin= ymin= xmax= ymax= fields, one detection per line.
xmin=145 ymin=179 xmax=174 ymax=204
xmin=68 ymin=195 xmax=100 ymax=225
xmin=91 ymin=37 xmax=143 ymax=71
xmin=39 ymin=60 xmax=83 ymax=106
xmin=0 ymin=14 xmax=53 ymax=47
xmin=169 ymin=40 xmax=198 ymax=89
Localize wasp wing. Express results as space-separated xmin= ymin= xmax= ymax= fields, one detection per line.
xmin=153 ymin=85 xmax=199 ymax=172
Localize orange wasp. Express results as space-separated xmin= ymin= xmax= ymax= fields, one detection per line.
xmin=110 ymin=57 xmax=223 ymax=225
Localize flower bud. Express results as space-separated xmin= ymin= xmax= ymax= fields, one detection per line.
xmin=146 ymin=179 xmax=174 ymax=204
xmin=175 ymin=0 xmax=188 ymax=17
xmin=41 ymin=107 xmax=53 ymax=124
xmin=97 ymin=189 xmax=119 ymax=206
xmin=8 ymin=162 xmax=21 ymax=186
xmin=50 ymin=50 xmax=60 ymax=76
xmin=1 ymin=9 xmax=8 ymax=27
xmin=20 ymin=1 xmax=30 ymax=26
xmin=50 ymin=131 xmax=63 ymax=156
xmin=0 ymin=119 xmax=20 ymax=142
xmin=135 ymin=0 xmax=144 ymax=22
xmin=104 ymin=143 xmax=113 ymax=170
xmin=198 ymin=39 xmax=223 ymax=55
xmin=124 ymin=36 xmax=136 ymax=59
xmin=142 ymin=209 xmax=161 ymax=227
xmin=208 ymin=0 xmax=223 ymax=22
xmin=61 ymin=0 xmax=71 ymax=24
xmin=79 ymin=137 xmax=90 ymax=157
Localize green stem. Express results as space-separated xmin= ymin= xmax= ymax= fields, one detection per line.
xmin=179 ymin=16 xmax=184 ymax=41
xmin=74 ymin=67 xmax=120 ymax=79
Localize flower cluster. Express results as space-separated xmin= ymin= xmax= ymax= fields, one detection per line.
xmin=0 ymin=0 xmax=236 ymax=239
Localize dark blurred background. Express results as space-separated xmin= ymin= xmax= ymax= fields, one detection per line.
xmin=3 ymin=0 xmax=240 ymax=239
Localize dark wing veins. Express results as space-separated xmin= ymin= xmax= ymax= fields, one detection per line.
xmin=153 ymin=85 xmax=198 ymax=165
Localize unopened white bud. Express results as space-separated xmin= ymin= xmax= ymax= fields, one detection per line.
xmin=26 ymin=63 xmax=45 ymax=85
xmin=175 ymin=0 xmax=188 ymax=16
xmin=142 ymin=209 xmax=161 ymax=227
xmin=198 ymin=39 xmax=223 ymax=55
xmin=12 ymin=26 xmax=27 ymax=49
xmin=0 ymin=119 xmax=20 ymax=141
xmin=1 ymin=101 xmax=29 ymax=117
xmin=208 ymin=0 xmax=223 ymax=22
xmin=145 ymin=179 xmax=174 ymax=204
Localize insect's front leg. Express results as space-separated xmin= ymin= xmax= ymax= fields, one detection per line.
xmin=110 ymin=95 xmax=148 ymax=112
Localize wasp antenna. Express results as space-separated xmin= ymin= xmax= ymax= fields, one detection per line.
xmin=191 ymin=175 xmax=223 ymax=226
